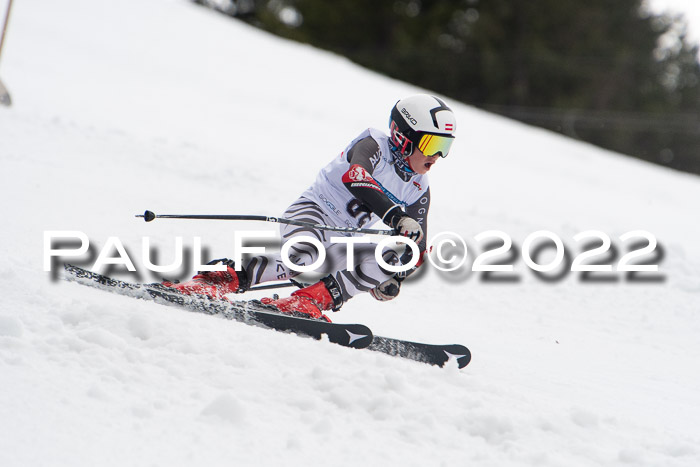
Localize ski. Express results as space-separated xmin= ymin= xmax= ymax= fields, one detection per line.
xmin=62 ymin=264 xmax=372 ymax=349
xmin=368 ymin=336 xmax=471 ymax=369
xmin=62 ymin=264 xmax=471 ymax=368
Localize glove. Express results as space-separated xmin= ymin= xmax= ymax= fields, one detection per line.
xmin=387 ymin=208 xmax=424 ymax=244
xmin=369 ymin=277 xmax=401 ymax=301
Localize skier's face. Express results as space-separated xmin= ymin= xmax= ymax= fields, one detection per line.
xmin=406 ymin=146 xmax=440 ymax=175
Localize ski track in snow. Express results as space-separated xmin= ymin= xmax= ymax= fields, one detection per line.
xmin=1 ymin=0 xmax=700 ymax=466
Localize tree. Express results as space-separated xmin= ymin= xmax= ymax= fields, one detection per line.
xmin=227 ymin=0 xmax=700 ymax=174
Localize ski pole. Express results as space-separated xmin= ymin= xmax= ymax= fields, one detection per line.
xmin=0 ymin=0 xmax=14 ymax=106
xmin=136 ymin=210 xmax=394 ymax=236
xmin=247 ymin=282 xmax=297 ymax=291
xmin=0 ymin=0 xmax=13 ymax=61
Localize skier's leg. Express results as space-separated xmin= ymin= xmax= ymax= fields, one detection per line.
xmin=244 ymin=197 xmax=333 ymax=286
xmin=327 ymin=244 xmax=399 ymax=302
xmin=262 ymin=240 xmax=401 ymax=319
xmin=163 ymin=197 xmax=331 ymax=299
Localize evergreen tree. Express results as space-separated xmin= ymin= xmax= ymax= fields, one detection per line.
xmin=230 ymin=0 xmax=700 ymax=174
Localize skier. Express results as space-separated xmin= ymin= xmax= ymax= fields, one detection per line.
xmin=165 ymin=94 xmax=457 ymax=321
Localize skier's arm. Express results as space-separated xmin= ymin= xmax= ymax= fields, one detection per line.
xmin=403 ymin=188 xmax=430 ymax=253
xmin=370 ymin=189 xmax=431 ymax=301
xmin=341 ymin=137 xmax=416 ymax=232
xmin=397 ymin=188 xmax=430 ymax=276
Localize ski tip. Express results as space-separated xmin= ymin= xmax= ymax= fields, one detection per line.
xmin=443 ymin=345 xmax=472 ymax=369
xmin=457 ymin=350 xmax=472 ymax=368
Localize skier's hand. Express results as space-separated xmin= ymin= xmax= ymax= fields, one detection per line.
xmin=392 ymin=215 xmax=424 ymax=244
xmin=369 ymin=277 xmax=401 ymax=301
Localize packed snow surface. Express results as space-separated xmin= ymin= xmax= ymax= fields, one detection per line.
xmin=1 ymin=0 xmax=700 ymax=466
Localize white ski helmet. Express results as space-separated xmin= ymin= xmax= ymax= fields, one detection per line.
xmin=389 ymin=94 xmax=457 ymax=158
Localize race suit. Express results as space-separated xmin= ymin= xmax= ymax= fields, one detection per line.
xmin=243 ymin=128 xmax=431 ymax=301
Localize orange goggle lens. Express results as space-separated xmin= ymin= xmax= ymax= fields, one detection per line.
xmin=417 ymin=133 xmax=454 ymax=158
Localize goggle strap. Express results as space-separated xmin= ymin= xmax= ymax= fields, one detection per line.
xmin=390 ymin=121 xmax=413 ymax=156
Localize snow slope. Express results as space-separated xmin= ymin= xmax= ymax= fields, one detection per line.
xmin=1 ymin=0 xmax=700 ymax=466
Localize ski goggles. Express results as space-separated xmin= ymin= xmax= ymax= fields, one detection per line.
xmin=416 ymin=133 xmax=454 ymax=158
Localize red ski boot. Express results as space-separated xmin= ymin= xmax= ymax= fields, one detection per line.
xmin=262 ymin=276 xmax=343 ymax=322
xmin=163 ymin=259 xmax=248 ymax=300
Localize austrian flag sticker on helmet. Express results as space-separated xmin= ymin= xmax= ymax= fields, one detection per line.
xmin=445 ymin=123 xmax=454 ymax=131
